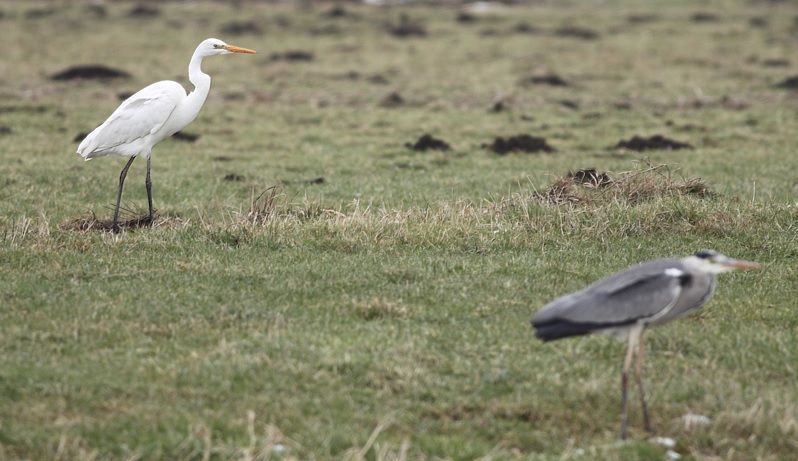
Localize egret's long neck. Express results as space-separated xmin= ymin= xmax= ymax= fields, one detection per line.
xmin=182 ymin=50 xmax=211 ymax=122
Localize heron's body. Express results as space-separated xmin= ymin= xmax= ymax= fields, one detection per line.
xmin=530 ymin=251 xmax=759 ymax=439
xmin=78 ymin=80 xmax=200 ymax=159
xmin=76 ymin=38 xmax=255 ymax=232
xmin=533 ymin=258 xmax=716 ymax=341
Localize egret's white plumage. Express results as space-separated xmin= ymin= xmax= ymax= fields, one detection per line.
xmin=76 ymin=38 xmax=255 ymax=231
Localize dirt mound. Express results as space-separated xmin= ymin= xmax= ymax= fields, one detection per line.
xmin=270 ymin=50 xmax=313 ymax=62
xmin=761 ymin=58 xmax=789 ymax=67
xmin=486 ymin=135 xmax=554 ymax=154
xmin=380 ymin=92 xmax=405 ymax=108
xmin=324 ymin=6 xmax=350 ymax=18
xmin=73 ymin=132 xmax=88 ymax=142
xmin=522 ymin=73 xmax=569 ymax=87
xmin=514 ymin=22 xmax=539 ymax=34
xmin=566 ymin=168 xmax=612 ymax=188
xmin=223 ymin=173 xmax=245 ymax=182
xmin=61 ymin=212 xmax=156 ymax=232
xmin=388 ymin=14 xmax=426 ymax=37
xmin=0 ymin=125 xmax=11 ymax=135
xmin=127 ymin=4 xmax=160 ymax=18
xmin=554 ymin=26 xmax=599 ymax=40
xmin=220 ymin=21 xmax=263 ymax=36
xmin=406 ymin=134 xmax=451 ymax=151
xmin=614 ymin=135 xmax=693 ymax=151
xmin=774 ymin=76 xmax=798 ymax=89
xmin=543 ymin=165 xmax=712 ymax=206
xmin=690 ymin=12 xmax=719 ymax=22
xmin=51 ymin=65 xmax=130 ymax=81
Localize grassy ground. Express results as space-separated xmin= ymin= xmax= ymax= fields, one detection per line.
xmin=1 ymin=1 xmax=797 ymax=459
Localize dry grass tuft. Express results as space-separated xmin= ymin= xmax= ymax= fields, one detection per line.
xmin=543 ymin=164 xmax=713 ymax=206
xmin=60 ymin=211 xmax=156 ymax=232
xmin=354 ymin=298 xmax=409 ymax=321
xmin=244 ymin=186 xmax=282 ymax=225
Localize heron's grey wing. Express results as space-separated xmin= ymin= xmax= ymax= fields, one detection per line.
xmin=77 ymin=81 xmax=184 ymax=157
xmin=532 ymin=265 xmax=688 ymax=341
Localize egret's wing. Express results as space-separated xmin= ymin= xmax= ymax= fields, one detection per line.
xmin=77 ymin=81 xmax=185 ymax=158
xmin=532 ymin=262 xmax=687 ymax=327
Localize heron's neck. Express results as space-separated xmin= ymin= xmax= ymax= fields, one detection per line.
xmin=185 ymin=51 xmax=211 ymax=117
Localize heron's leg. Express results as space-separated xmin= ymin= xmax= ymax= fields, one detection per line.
xmin=635 ymin=330 xmax=653 ymax=433
xmin=112 ymin=156 xmax=137 ymax=233
xmin=620 ymin=324 xmax=643 ymax=439
xmin=145 ymin=156 xmax=153 ymax=221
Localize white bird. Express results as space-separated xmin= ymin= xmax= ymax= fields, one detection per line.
xmin=77 ymin=38 xmax=256 ymax=232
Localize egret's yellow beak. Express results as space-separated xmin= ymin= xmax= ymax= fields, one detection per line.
xmin=728 ymin=259 xmax=761 ymax=270
xmin=224 ymin=45 xmax=257 ymax=54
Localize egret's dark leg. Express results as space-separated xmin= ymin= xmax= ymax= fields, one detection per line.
xmin=635 ymin=330 xmax=653 ymax=433
xmin=620 ymin=325 xmax=643 ymax=439
xmin=112 ymin=156 xmax=137 ymax=233
xmin=145 ymin=156 xmax=154 ymax=222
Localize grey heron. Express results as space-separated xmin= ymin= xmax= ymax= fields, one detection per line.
xmin=531 ymin=250 xmax=760 ymax=438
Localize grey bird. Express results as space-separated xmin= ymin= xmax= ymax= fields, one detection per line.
xmin=531 ymin=250 xmax=760 ymax=439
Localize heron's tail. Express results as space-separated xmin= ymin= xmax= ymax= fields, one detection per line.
xmin=532 ymin=319 xmax=595 ymax=341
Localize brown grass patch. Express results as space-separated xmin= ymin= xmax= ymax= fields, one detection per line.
xmin=543 ymin=164 xmax=713 ymax=206
xmin=60 ymin=210 xmax=157 ymax=232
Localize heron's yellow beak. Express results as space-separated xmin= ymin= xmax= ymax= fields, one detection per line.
xmin=729 ymin=259 xmax=761 ymax=270
xmin=224 ymin=45 xmax=257 ymax=54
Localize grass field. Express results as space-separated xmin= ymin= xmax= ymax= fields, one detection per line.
xmin=1 ymin=0 xmax=797 ymax=459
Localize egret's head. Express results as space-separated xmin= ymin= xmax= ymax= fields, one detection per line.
xmin=198 ymin=38 xmax=256 ymax=57
xmin=685 ymin=250 xmax=760 ymax=274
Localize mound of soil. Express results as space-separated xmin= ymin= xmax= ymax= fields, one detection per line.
xmin=522 ymin=73 xmax=569 ymax=87
xmin=221 ymin=21 xmax=263 ymax=36
xmin=559 ymin=99 xmax=579 ymax=110
xmin=324 ymin=6 xmax=350 ymax=18
xmin=514 ymin=22 xmax=539 ymax=34
xmin=690 ymin=12 xmax=719 ymax=22
xmin=762 ymin=58 xmax=789 ymax=67
xmin=567 ymin=168 xmax=612 ymax=187
xmin=614 ymin=135 xmax=693 ymax=151
xmin=62 ymin=212 xmax=156 ymax=232
xmin=554 ymin=26 xmax=599 ymax=40
xmin=0 ymin=125 xmax=11 ymax=135
xmin=118 ymin=91 xmax=134 ymax=101
xmin=305 ymin=176 xmax=325 ymax=185
xmin=774 ymin=76 xmax=798 ymax=89
xmin=223 ymin=173 xmax=245 ymax=182
xmin=270 ymin=50 xmax=314 ymax=62
xmin=486 ymin=135 xmax=554 ymax=154
xmin=172 ymin=131 xmax=200 ymax=142
xmin=128 ymin=4 xmax=160 ymax=18
xmin=73 ymin=132 xmax=89 ymax=142
xmin=213 ymin=156 xmax=234 ymax=162
xmin=406 ymin=134 xmax=451 ymax=151
xmin=51 ymin=65 xmax=130 ymax=81
xmin=388 ymin=14 xmax=426 ymax=38
xmin=25 ymin=8 xmax=55 ymax=19
xmin=544 ymin=165 xmax=712 ymax=206
xmin=627 ymin=14 xmax=660 ymax=24
xmin=456 ymin=12 xmax=477 ymax=23
xmin=380 ymin=92 xmax=405 ymax=108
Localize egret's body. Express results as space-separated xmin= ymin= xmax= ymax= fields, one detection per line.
xmin=76 ymin=38 xmax=255 ymax=231
xmin=531 ymin=251 xmax=760 ymax=438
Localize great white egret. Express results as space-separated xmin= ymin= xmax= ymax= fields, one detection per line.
xmin=76 ymin=38 xmax=256 ymax=232
xmin=531 ymin=250 xmax=760 ymax=438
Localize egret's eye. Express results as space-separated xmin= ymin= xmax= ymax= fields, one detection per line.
xmin=214 ymin=44 xmax=222 ymax=49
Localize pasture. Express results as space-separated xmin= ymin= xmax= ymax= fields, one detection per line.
xmin=0 ymin=0 xmax=796 ymax=459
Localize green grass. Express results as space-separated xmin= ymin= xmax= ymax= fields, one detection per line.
xmin=1 ymin=1 xmax=797 ymax=459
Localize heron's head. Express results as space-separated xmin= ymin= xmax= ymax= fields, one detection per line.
xmin=198 ymin=38 xmax=257 ymax=57
xmin=685 ymin=250 xmax=760 ymax=274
